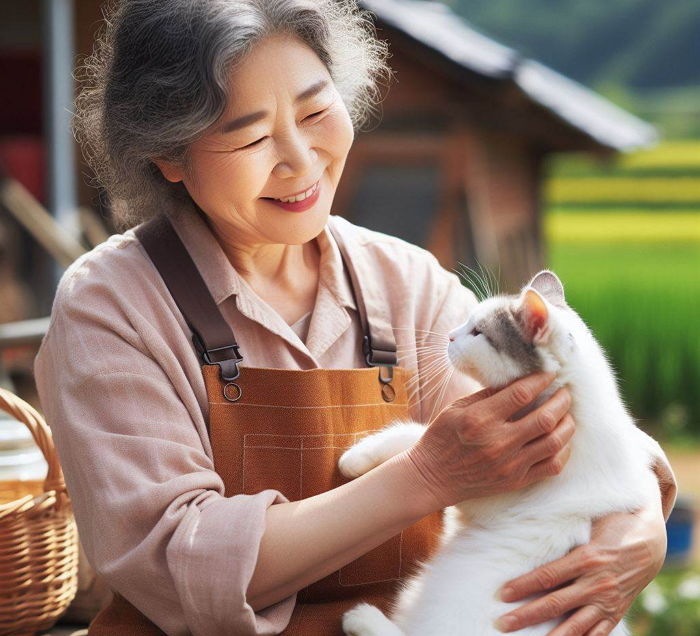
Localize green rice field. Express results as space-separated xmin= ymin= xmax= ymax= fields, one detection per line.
xmin=542 ymin=140 xmax=700 ymax=439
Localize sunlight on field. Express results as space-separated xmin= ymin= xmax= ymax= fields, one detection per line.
xmin=546 ymin=211 xmax=700 ymax=242
xmin=547 ymin=178 xmax=700 ymax=203
xmin=619 ymin=140 xmax=700 ymax=170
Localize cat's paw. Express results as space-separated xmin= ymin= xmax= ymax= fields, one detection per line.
xmin=342 ymin=603 xmax=398 ymax=636
xmin=338 ymin=447 xmax=377 ymax=479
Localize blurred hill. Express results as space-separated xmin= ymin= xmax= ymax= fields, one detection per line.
xmin=453 ymin=0 xmax=700 ymax=89
xmin=451 ymin=0 xmax=700 ymax=136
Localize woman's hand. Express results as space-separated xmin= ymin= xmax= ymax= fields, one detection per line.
xmin=405 ymin=372 xmax=575 ymax=511
xmin=495 ymin=496 xmax=667 ymax=635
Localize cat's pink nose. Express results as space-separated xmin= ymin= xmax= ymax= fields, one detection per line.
xmin=449 ymin=336 xmax=455 ymax=342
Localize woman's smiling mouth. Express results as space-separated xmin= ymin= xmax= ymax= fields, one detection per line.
xmin=261 ymin=180 xmax=321 ymax=212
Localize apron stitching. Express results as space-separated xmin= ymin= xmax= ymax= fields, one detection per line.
xmin=337 ymin=574 xmax=401 ymax=586
xmin=209 ymin=402 xmax=407 ymax=409
xmin=246 ymin=431 xmax=381 ymax=437
xmin=243 ymin=430 xmax=383 ymax=441
xmin=244 ymin=445 xmax=364 ymax=450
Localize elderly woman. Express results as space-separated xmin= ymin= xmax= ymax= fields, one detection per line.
xmin=34 ymin=1 xmax=676 ymax=634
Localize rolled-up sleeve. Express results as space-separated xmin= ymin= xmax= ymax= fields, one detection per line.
xmin=633 ymin=427 xmax=678 ymax=520
xmin=33 ymin=270 xmax=295 ymax=634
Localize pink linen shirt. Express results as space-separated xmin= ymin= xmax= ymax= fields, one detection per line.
xmin=33 ymin=198 xmax=676 ymax=635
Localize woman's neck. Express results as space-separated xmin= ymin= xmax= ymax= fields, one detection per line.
xmin=208 ymin=217 xmax=322 ymax=323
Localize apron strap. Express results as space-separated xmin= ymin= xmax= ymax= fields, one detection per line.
xmin=327 ymin=219 xmax=397 ymax=369
xmin=134 ymin=215 xmax=243 ymax=382
xmin=134 ymin=212 xmax=397 ymax=375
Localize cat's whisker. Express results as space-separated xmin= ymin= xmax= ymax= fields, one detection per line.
xmin=407 ymin=357 xmax=450 ymax=388
xmin=416 ymin=353 xmax=451 ymax=376
xmin=428 ymin=366 xmax=455 ymax=424
xmin=401 ymin=344 xmax=447 ymax=354
xmin=396 ymin=342 xmax=448 ymax=350
xmin=412 ymin=365 xmax=453 ymax=409
xmin=410 ymin=358 xmax=452 ymax=393
xmin=455 ymin=263 xmax=488 ymax=301
xmin=403 ymin=354 xmax=449 ymax=378
xmin=479 ymin=261 xmax=500 ymax=298
xmin=393 ymin=327 xmax=450 ymax=337
xmin=397 ymin=346 xmax=449 ymax=357
xmin=472 ymin=263 xmax=492 ymax=299
xmin=406 ymin=363 xmax=449 ymax=392
xmin=475 ymin=261 xmax=492 ymax=298
xmin=400 ymin=349 xmax=449 ymax=360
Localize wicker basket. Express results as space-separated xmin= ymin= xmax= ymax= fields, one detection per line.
xmin=0 ymin=387 xmax=79 ymax=636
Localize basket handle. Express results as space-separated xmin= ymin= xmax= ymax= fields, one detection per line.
xmin=0 ymin=387 xmax=69 ymax=508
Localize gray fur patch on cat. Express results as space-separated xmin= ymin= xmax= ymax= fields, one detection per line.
xmin=474 ymin=307 xmax=542 ymax=374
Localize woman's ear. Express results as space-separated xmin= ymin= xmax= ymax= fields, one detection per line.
xmin=153 ymin=158 xmax=184 ymax=183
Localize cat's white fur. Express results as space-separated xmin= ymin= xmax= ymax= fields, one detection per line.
xmin=338 ymin=271 xmax=660 ymax=636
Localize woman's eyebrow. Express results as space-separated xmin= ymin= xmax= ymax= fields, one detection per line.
xmin=219 ymin=79 xmax=330 ymax=134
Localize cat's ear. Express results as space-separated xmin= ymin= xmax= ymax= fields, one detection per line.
xmin=517 ymin=288 xmax=551 ymax=345
xmin=527 ymin=270 xmax=566 ymax=307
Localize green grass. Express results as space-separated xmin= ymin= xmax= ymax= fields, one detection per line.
xmin=546 ymin=241 xmax=700 ymax=436
xmin=543 ymin=140 xmax=700 ymax=438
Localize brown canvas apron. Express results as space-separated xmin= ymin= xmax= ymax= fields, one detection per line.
xmin=87 ymin=214 xmax=443 ymax=635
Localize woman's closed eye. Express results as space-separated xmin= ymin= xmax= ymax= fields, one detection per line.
xmin=237 ymin=136 xmax=269 ymax=150
xmin=234 ymin=109 xmax=328 ymax=150
xmin=303 ymin=108 xmax=328 ymax=122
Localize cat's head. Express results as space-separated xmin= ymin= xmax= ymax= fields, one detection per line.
xmin=447 ymin=270 xmax=586 ymax=389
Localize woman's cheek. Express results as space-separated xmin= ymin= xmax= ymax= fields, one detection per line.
xmin=319 ymin=104 xmax=354 ymax=152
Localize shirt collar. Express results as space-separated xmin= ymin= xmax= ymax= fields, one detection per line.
xmin=168 ymin=197 xmax=356 ymax=312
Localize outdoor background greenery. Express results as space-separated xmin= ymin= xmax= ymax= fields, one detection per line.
xmin=543 ymin=140 xmax=700 ymax=442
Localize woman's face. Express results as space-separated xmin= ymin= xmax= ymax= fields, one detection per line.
xmin=157 ymin=32 xmax=355 ymax=248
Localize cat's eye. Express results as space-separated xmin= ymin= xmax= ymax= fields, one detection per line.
xmin=470 ymin=327 xmax=481 ymax=337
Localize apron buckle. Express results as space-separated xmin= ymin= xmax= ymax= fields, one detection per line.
xmin=363 ymin=335 xmax=397 ymax=367
xmin=363 ymin=336 xmax=397 ymax=402
xmin=192 ymin=333 xmax=243 ymax=382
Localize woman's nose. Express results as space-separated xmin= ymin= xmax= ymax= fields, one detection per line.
xmin=273 ymin=128 xmax=317 ymax=178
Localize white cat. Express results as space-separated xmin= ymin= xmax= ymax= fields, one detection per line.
xmin=338 ymin=270 xmax=660 ymax=636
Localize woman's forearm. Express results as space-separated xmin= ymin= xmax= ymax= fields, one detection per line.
xmin=246 ymin=452 xmax=437 ymax=611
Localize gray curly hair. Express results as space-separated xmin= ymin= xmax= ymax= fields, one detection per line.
xmin=73 ymin=0 xmax=392 ymax=231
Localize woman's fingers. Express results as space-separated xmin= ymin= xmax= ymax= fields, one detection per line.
xmin=496 ymin=582 xmax=588 ymax=632
xmin=523 ymin=442 xmax=572 ymax=484
xmin=521 ymin=413 xmax=576 ymax=466
xmin=585 ymin=619 xmax=615 ymax=636
xmin=499 ymin=544 xmax=591 ymax=603
xmin=450 ymin=386 xmax=497 ymax=410
xmin=545 ymin=606 xmax=607 ymax=636
xmin=513 ymin=388 xmax=572 ymax=447
xmin=480 ymin=372 xmax=556 ymax=421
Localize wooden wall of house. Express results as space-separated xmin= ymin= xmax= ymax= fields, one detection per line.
xmin=467 ymin=130 xmax=545 ymax=291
